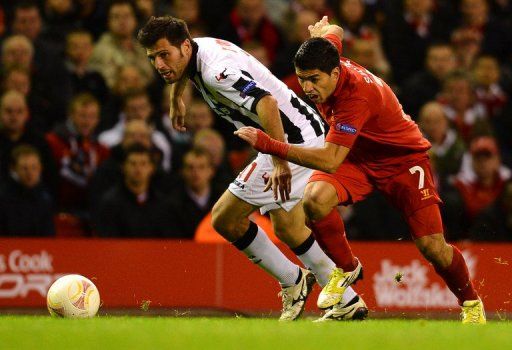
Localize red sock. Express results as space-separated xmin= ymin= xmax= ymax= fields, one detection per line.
xmin=434 ymin=245 xmax=479 ymax=305
xmin=309 ymin=208 xmax=357 ymax=271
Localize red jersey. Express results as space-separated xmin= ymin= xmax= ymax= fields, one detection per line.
xmin=317 ymin=34 xmax=431 ymax=178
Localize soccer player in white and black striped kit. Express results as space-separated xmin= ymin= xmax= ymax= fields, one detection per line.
xmin=138 ymin=16 xmax=367 ymax=321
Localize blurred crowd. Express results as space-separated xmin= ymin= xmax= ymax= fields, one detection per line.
xmin=0 ymin=0 xmax=511 ymax=241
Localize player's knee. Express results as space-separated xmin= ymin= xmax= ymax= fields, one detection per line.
xmin=303 ymin=189 xmax=331 ymax=220
xmin=415 ymin=234 xmax=451 ymax=267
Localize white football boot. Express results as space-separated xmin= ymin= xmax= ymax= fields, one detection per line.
xmin=314 ymin=295 xmax=369 ymax=322
xmin=279 ymin=268 xmax=316 ymax=321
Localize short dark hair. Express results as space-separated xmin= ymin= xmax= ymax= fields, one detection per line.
xmin=10 ymin=144 xmax=41 ymax=167
xmin=293 ymin=37 xmax=340 ymax=74
xmin=137 ymin=16 xmax=192 ymax=48
xmin=123 ymin=143 xmax=153 ymax=164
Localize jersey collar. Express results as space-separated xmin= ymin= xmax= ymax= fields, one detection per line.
xmin=186 ymin=40 xmax=199 ymax=78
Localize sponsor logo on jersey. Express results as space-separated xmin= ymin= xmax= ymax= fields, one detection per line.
xmin=335 ymin=123 xmax=357 ymax=135
xmin=215 ymin=68 xmax=230 ymax=81
xmin=420 ymin=188 xmax=434 ymax=200
xmin=239 ymin=81 xmax=257 ymax=98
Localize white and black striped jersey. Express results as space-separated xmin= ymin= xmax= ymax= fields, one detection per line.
xmin=185 ymin=37 xmax=325 ymax=144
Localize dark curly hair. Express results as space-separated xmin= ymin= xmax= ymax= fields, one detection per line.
xmin=293 ymin=37 xmax=340 ymax=74
xmin=137 ymin=16 xmax=192 ymax=48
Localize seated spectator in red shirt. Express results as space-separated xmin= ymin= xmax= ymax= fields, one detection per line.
xmin=471 ymin=54 xmax=508 ymax=118
xmin=216 ymin=0 xmax=283 ymax=64
xmin=418 ymin=101 xmax=466 ymax=184
xmin=0 ymin=145 xmax=54 ymax=237
xmin=168 ymin=148 xmax=225 ymax=239
xmin=453 ymin=136 xmax=511 ymax=224
xmin=438 ymin=70 xmax=491 ymax=142
xmin=95 ymin=144 xmax=173 ymax=238
xmin=0 ymin=90 xmax=56 ymax=190
xmin=46 ymin=93 xmax=109 ymax=216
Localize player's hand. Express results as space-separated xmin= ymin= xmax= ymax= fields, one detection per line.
xmin=308 ymin=16 xmax=330 ymax=38
xmin=170 ymin=96 xmax=187 ymax=132
xmin=265 ymin=158 xmax=292 ymax=202
xmin=234 ymin=127 xmax=261 ymax=149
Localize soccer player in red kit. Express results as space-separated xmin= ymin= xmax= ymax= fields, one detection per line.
xmin=235 ymin=17 xmax=485 ymax=323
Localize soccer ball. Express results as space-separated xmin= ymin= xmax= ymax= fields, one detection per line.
xmin=47 ymin=274 xmax=100 ymax=318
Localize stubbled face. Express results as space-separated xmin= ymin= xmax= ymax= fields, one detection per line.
xmin=0 ymin=93 xmax=29 ymax=132
xmin=426 ymin=46 xmax=457 ymax=80
xmin=472 ymin=152 xmax=500 ymax=181
xmin=182 ymin=153 xmax=213 ymax=192
xmin=71 ymin=103 xmax=100 ymax=137
xmin=340 ymin=0 xmax=364 ymax=25
xmin=124 ymin=96 xmax=152 ymax=121
xmin=12 ymin=8 xmax=42 ymax=41
xmin=419 ymin=104 xmax=448 ymax=143
xmin=109 ymin=4 xmax=137 ymax=38
xmin=4 ymin=71 xmax=31 ymax=96
xmin=146 ymin=38 xmax=191 ymax=84
xmin=14 ymin=154 xmax=42 ymax=188
xmin=66 ymin=33 xmax=94 ymax=65
xmin=295 ymin=67 xmax=340 ymax=103
xmin=123 ymin=153 xmax=154 ymax=186
xmin=473 ymin=57 xmax=500 ymax=87
xmin=122 ymin=120 xmax=152 ymax=149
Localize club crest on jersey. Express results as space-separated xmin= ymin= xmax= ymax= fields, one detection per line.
xmin=215 ymin=68 xmax=230 ymax=81
xmin=239 ymin=81 xmax=256 ymax=98
xmin=335 ymin=123 xmax=357 ymax=135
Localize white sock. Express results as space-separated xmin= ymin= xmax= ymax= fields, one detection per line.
xmin=295 ymin=239 xmax=335 ymax=286
xmin=233 ymin=223 xmax=300 ymax=288
xmin=294 ymin=235 xmax=358 ymax=303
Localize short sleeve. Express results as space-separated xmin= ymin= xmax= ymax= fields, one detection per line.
xmin=204 ymin=66 xmax=271 ymax=113
xmin=325 ymin=98 xmax=370 ymax=148
xmin=324 ymin=34 xmax=343 ymax=56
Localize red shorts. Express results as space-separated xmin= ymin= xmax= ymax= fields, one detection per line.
xmin=308 ymin=155 xmax=443 ymax=239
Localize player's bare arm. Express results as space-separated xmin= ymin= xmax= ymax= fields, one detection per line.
xmin=309 ymin=16 xmax=343 ymax=41
xmin=255 ymin=95 xmax=292 ymax=201
xmin=235 ymin=127 xmax=349 ymax=174
xmin=168 ymin=76 xmax=188 ymax=132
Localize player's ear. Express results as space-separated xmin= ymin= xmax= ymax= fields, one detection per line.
xmin=181 ymin=39 xmax=192 ymax=56
xmin=330 ymin=66 xmax=341 ymax=80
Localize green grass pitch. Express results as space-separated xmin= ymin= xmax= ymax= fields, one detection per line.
xmin=1 ymin=316 xmax=511 ymax=350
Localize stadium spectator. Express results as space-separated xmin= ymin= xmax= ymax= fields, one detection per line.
xmin=438 ymin=70 xmax=491 ymax=142
xmin=0 ymin=90 xmax=56 ymax=191
xmin=95 ymin=144 xmax=173 ymax=238
xmin=89 ymin=0 xmax=154 ymax=89
xmin=455 ymin=0 xmax=512 ymax=62
xmin=168 ymin=148 xmax=224 ymax=239
xmin=418 ymin=101 xmax=466 ymax=183
xmin=62 ymin=30 xmax=109 ymax=105
xmin=469 ymin=180 xmax=512 ymax=240
xmin=472 ymin=54 xmax=508 ymax=118
xmin=452 ymin=136 xmax=511 ymax=232
xmin=89 ymin=119 xmax=171 ymax=207
xmin=101 ymin=64 xmax=151 ymax=129
xmin=193 ymin=128 xmax=234 ymax=189
xmin=273 ymin=10 xmax=319 ymax=94
xmin=46 ymin=93 xmax=109 ymax=216
xmin=216 ymin=0 xmax=283 ymax=64
xmin=1 ymin=35 xmax=33 ymax=71
xmin=99 ymin=90 xmax=172 ymax=172
xmin=0 ymin=145 xmax=55 ymax=237
xmin=400 ymin=43 xmax=457 ymax=119
xmin=346 ymin=38 xmax=391 ymax=83
xmin=9 ymin=1 xmax=68 ymax=125
xmin=381 ymin=0 xmax=453 ymax=84
xmin=335 ymin=0 xmax=376 ymax=49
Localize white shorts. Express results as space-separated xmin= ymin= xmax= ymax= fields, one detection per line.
xmin=228 ymin=135 xmax=325 ymax=214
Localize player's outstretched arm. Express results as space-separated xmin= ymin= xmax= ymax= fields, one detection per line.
xmin=309 ymin=16 xmax=343 ymax=42
xmin=235 ymin=127 xmax=349 ymax=174
xmin=255 ymin=95 xmax=292 ymax=201
xmin=169 ymin=77 xmax=188 ymax=132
